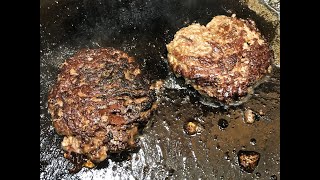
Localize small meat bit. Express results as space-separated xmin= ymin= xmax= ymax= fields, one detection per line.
xmin=237 ymin=150 xmax=260 ymax=173
xmin=183 ymin=121 xmax=203 ymax=135
xmin=244 ymin=109 xmax=256 ymax=124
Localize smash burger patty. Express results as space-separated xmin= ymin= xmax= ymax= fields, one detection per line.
xmin=48 ymin=48 xmax=156 ymax=170
xmin=166 ymin=15 xmax=272 ymax=103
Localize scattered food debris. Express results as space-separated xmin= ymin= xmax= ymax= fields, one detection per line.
xmin=238 ymin=150 xmax=260 ymax=173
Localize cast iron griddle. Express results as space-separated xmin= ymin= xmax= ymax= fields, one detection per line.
xmin=40 ymin=0 xmax=280 ymax=179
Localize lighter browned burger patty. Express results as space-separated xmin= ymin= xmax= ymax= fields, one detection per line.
xmin=48 ymin=48 xmax=156 ymax=171
xmin=166 ymin=15 xmax=272 ymax=103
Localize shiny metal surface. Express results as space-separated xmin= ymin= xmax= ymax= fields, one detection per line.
xmin=40 ymin=0 xmax=280 ymax=179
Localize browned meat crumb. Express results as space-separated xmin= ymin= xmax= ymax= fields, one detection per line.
xmin=238 ymin=150 xmax=261 ymax=173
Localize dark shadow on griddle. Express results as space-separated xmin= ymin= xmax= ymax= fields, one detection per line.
xmin=95 ymin=147 xmax=141 ymax=170
xmin=95 ymin=122 xmax=146 ymax=170
xmin=170 ymin=77 xmax=246 ymax=113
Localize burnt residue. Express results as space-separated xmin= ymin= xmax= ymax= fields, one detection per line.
xmin=40 ymin=0 xmax=279 ymax=179
xmin=218 ymin=119 xmax=229 ymax=130
xmin=64 ymin=152 xmax=86 ymax=173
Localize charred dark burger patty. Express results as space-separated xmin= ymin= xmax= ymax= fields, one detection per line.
xmin=48 ymin=48 xmax=156 ymax=170
xmin=166 ymin=15 xmax=272 ymax=103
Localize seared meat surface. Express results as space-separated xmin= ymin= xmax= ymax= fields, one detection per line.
xmin=48 ymin=48 xmax=156 ymax=170
xmin=166 ymin=15 xmax=272 ymax=103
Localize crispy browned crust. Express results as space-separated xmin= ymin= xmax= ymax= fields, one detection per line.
xmin=166 ymin=15 xmax=272 ymax=103
xmin=48 ymin=48 xmax=156 ymax=166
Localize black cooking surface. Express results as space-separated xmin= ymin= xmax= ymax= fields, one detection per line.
xmin=40 ymin=0 xmax=280 ymax=179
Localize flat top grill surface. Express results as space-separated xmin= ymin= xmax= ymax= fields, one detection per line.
xmin=40 ymin=0 xmax=280 ymax=179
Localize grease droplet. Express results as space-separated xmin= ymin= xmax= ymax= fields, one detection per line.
xmin=270 ymin=175 xmax=277 ymax=180
xmin=224 ymin=152 xmax=230 ymax=161
xmin=168 ymin=168 xmax=175 ymax=176
xmin=256 ymin=172 xmax=261 ymax=178
xmin=218 ymin=119 xmax=229 ymax=130
xmin=250 ymin=138 xmax=257 ymax=145
xmin=216 ymin=144 xmax=221 ymax=150
xmin=112 ymin=166 xmax=117 ymax=171
xmin=213 ymin=134 xmax=218 ymax=140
